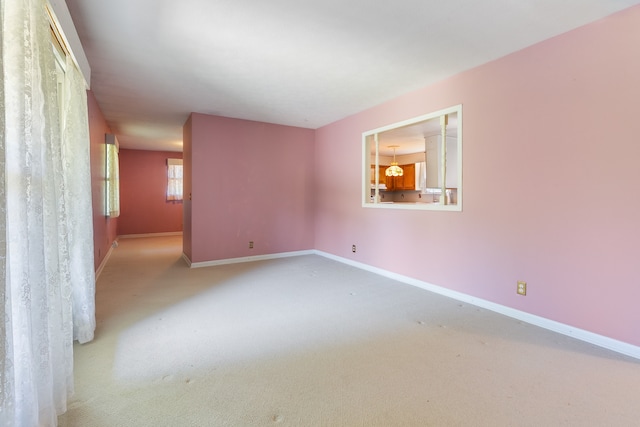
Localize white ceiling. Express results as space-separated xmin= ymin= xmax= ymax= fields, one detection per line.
xmin=374 ymin=111 xmax=459 ymax=157
xmin=65 ymin=0 xmax=639 ymax=152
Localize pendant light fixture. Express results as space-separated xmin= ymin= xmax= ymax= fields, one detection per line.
xmin=385 ymin=145 xmax=403 ymax=177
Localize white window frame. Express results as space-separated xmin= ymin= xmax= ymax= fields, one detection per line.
xmin=167 ymin=158 xmax=183 ymax=201
xmin=362 ymin=104 xmax=463 ymax=211
xmin=105 ymin=134 xmax=120 ymax=217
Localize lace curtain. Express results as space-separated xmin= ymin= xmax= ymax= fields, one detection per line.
xmin=62 ymin=56 xmax=97 ymax=344
xmin=166 ymin=159 xmax=183 ymax=201
xmin=105 ymin=140 xmax=120 ymax=217
xmin=1 ymin=0 xmax=96 ymax=425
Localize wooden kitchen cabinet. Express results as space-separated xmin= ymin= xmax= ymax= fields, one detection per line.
xmin=370 ymin=165 xmax=388 ymax=186
xmin=385 ymin=163 xmax=415 ymax=191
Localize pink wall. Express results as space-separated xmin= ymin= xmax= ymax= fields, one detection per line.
xmin=87 ymin=90 xmax=117 ymax=271
xmin=314 ymin=6 xmax=640 ymax=346
xmin=183 ymin=115 xmax=193 ymax=261
xmin=185 ymin=113 xmax=315 ymax=263
xmin=118 ymin=149 xmax=183 ymax=235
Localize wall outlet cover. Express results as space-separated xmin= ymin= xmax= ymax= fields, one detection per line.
xmin=517 ymin=281 xmax=527 ymax=296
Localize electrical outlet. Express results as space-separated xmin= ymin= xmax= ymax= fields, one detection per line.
xmin=249 ymin=241 xmax=254 ymax=249
xmin=352 ymin=245 xmax=356 ymax=253
xmin=517 ymin=281 xmax=527 ymax=296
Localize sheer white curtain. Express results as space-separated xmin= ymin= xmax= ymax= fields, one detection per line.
xmin=1 ymin=0 xmax=96 ymax=425
xmin=166 ymin=158 xmax=183 ymax=201
xmin=62 ymin=55 xmax=96 ymax=344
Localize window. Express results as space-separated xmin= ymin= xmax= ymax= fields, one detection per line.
xmin=105 ymin=134 xmax=120 ymax=217
xmin=363 ymin=104 xmax=462 ymax=211
xmin=51 ymin=21 xmax=67 ymax=123
xmin=167 ymin=158 xmax=183 ymax=201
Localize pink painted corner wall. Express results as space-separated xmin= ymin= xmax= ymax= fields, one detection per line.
xmin=182 ymin=115 xmax=193 ymax=261
xmin=87 ymin=90 xmax=117 ymax=271
xmin=314 ymin=6 xmax=640 ymax=346
xmin=185 ymin=113 xmax=315 ymax=263
xmin=118 ymin=149 xmax=183 ymax=236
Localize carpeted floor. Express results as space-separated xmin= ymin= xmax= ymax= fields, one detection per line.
xmin=58 ymin=235 xmax=640 ymax=426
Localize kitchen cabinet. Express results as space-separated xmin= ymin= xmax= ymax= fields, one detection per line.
xmin=385 ymin=163 xmax=415 ymax=191
xmin=370 ymin=165 xmax=388 ymax=186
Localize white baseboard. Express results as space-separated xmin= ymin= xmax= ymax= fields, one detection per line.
xmin=182 ymin=252 xmax=192 ymax=267
xmin=95 ymin=240 xmax=116 ymax=280
xmin=118 ymin=231 xmax=183 ymax=239
xmin=314 ymin=250 xmax=640 ymax=361
xmin=188 ymin=250 xmax=316 ymax=268
xmin=180 ymin=248 xmax=640 ymax=359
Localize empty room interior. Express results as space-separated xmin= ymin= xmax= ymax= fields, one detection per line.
xmin=3 ymin=1 xmax=640 ymax=426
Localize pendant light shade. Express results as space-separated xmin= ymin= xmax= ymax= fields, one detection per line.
xmin=385 ymin=145 xmax=403 ymax=177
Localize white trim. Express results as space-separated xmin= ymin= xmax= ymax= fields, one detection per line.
xmin=182 ymin=253 xmax=192 ymax=267
xmin=313 ymin=250 xmax=640 ymax=360
xmin=118 ymin=231 xmax=183 ymax=239
xmin=162 ymin=247 xmax=640 ymax=359
xmin=362 ymin=104 xmax=463 ymax=212
xmin=95 ymin=240 xmax=116 ymax=280
xmin=46 ymin=0 xmax=91 ymax=88
xmin=189 ymin=250 xmax=315 ymax=269
xmin=363 ymin=105 xmax=462 ymax=136
xmin=361 ymin=202 xmax=461 ymax=211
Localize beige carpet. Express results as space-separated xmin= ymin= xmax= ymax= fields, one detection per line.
xmin=58 ymin=235 xmax=640 ymax=426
